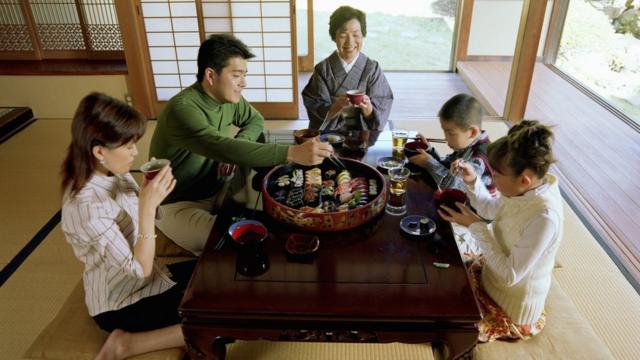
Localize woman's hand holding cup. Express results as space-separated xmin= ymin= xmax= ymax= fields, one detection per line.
xmin=358 ymin=95 xmax=373 ymax=118
xmin=140 ymin=164 xmax=176 ymax=211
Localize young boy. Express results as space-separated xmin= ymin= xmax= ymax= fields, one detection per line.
xmin=408 ymin=93 xmax=494 ymax=259
xmin=408 ymin=93 xmax=495 ymax=195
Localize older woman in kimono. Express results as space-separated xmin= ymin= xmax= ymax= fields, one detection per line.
xmin=302 ymin=6 xmax=394 ymax=131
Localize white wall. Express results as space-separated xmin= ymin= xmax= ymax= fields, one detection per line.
xmin=0 ymin=75 xmax=129 ymax=119
xmin=467 ymin=0 xmax=553 ymax=57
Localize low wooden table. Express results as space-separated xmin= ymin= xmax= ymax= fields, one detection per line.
xmin=180 ymin=130 xmax=481 ymax=360
xmin=0 ymin=107 xmax=36 ymax=144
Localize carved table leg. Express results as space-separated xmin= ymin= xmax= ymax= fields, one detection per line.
xmin=211 ymin=337 xmax=235 ymax=360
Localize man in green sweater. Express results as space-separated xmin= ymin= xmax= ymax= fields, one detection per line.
xmin=150 ymin=34 xmax=333 ymax=255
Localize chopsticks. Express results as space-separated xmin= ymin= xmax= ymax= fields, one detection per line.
xmin=409 ymin=137 xmax=447 ymax=144
xmin=327 ymin=153 xmax=347 ymax=170
xmin=440 ymin=146 xmax=474 ymax=189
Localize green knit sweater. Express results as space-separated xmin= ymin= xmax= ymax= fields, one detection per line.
xmin=149 ymin=82 xmax=289 ymax=204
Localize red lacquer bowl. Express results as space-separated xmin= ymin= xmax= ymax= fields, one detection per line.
xmin=403 ymin=140 xmax=429 ymax=158
xmin=262 ymin=158 xmax=387 ymax=232
xmin=433 ymin=188 xmax=468 ymax=211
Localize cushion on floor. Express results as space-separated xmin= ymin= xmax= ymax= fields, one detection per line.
xmin=23 ymin=280 xmax=184 ymax=360
xmin=23 ymin=272 xmax=613 ymax=359
xmin=475 ymin=278 xmax=614 ymax=359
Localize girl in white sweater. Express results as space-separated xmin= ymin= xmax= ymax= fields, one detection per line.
xmin=439 ymin=120 xmax=563 ymax=342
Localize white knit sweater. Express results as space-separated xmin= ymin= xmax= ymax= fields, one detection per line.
xmin=467 ymin=174 xmax=563 ymax=325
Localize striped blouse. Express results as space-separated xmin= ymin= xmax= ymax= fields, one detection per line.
xmin=61 ymin=173 xmax=175 ymax=316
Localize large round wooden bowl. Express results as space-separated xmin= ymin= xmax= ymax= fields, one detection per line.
xmin=262 ymin=158 xmax=387 ymax=232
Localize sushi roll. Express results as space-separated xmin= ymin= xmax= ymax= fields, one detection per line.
xmin=350 ymin=177 xmax=369 ymax=206
xmin=369 ymin=179 xmax=378 ymax=196
xmin=336 ymin=170 xmax=351 ymax=185
xmin=303 ymin=168 xmax=321 ymax=206
xmin=274 ymin=189 xmax=287 ymax=203
xmin=303 ymin=184 xmax=320 ymax=205
xmin=285 ymin=186 xmax=304 ymax=208
xmin=291 ymin=169 xmax=304 ymax=188
xmin=335 ymin=170 xmax=353 ymax=204
xmin=305 ymin=168 xmax=322 ymax=186
xmin=324 ymin=169 xmax=337 ymax=180
xmin=276 ymin=175 xmax=290 ymax=187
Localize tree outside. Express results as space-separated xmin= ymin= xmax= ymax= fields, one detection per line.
xmin=556 ymin=0 xmax=640 ymax=123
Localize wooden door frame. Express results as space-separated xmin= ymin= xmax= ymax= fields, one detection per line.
xmin=454 ymin=0 xmax=474 ymax=65
xmin=114 ymin=0 xmax=156 ymax=118
xmin=297 ymin=0 xmax=314 ymax=72
xmin=503 ymin=0 xmax=548 ymax=124
xmin=542 ymin=0 xmax=569 ymax=65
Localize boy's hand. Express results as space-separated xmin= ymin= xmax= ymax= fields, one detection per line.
xmin=451 ymin=159 xmax=477 ymax=185
xmin=438 ymin=202 xmax=483 ymax=227
xmin=415 ymin=133 xmax=431 ymax=148
xmin=408 ymin=148 xmax=431 ymax=167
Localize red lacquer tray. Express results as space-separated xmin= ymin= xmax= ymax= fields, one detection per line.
xmin=262 ymin=158 xmax=387 ymax=232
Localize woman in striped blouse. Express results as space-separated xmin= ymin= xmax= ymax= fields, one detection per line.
xmin=60 ymin=93 xmax=189 ymax=359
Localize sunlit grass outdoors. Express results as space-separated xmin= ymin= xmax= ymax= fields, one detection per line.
xmin=298 ymin=0 xmax=457 ymax=71
xmin=556 ymin=0 xmax=640 ymax=123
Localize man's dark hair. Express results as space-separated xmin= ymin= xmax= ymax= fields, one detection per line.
xmin=197 ymin=34 xmax=255 ymax=82
xmin=329 ymin=6 xmax=367 ymax=41
xmin=438 ymin=93 xmax=483 ymax=129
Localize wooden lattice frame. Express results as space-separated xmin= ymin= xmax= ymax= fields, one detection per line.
xmin=0 ymin=0 xmax=124 ymax=60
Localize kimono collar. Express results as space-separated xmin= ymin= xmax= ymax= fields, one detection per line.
xmin=339 ymin=52 xmax=360 ymax=73
xmin=328 ymin=51 xmax=369 ymax=93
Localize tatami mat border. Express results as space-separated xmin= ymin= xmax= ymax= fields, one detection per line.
xmin=0 ymin=211 xmax=61 ymax=287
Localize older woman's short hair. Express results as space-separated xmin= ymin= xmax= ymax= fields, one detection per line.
xmin=329 ymin=6 xmax=367 ymax=41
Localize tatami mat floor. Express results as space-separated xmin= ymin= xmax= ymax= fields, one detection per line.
xmin=2 ymin=117 xmax=640 ymax=359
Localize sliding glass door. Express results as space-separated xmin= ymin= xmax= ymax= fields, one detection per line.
xmin=310 ymin=0 xmax=459 ymax=71
xmin=553 ymin=0 xmax=640 ymax=124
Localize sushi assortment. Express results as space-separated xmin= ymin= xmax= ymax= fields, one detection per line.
xmin=271 ymin=166 xmax=379 ymax=213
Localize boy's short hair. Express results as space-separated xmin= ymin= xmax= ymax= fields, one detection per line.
xmin=438 ymin=94 xmax=483 ymax=129
xmin=197 ymin=34 xmax=255 ymax=82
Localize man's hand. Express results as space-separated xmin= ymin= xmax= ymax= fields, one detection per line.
xmin=287 ymin=140 xmax=334 ymax=166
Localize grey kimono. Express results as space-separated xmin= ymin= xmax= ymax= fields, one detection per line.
xmin=302 ymin=52 xmax=394 ymax=131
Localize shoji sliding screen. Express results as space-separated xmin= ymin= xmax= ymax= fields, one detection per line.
xmin=136 ymin=0 xmax=298 ymax=119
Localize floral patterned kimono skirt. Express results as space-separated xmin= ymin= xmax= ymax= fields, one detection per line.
xmin=467 ymin=257 xmax=547 ymax=342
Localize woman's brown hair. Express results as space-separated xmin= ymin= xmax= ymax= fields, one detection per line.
xmin=61 ymin=92 xmax=146 ymax=196
xmin=488 ymin=120 xmax=555 ymax=178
